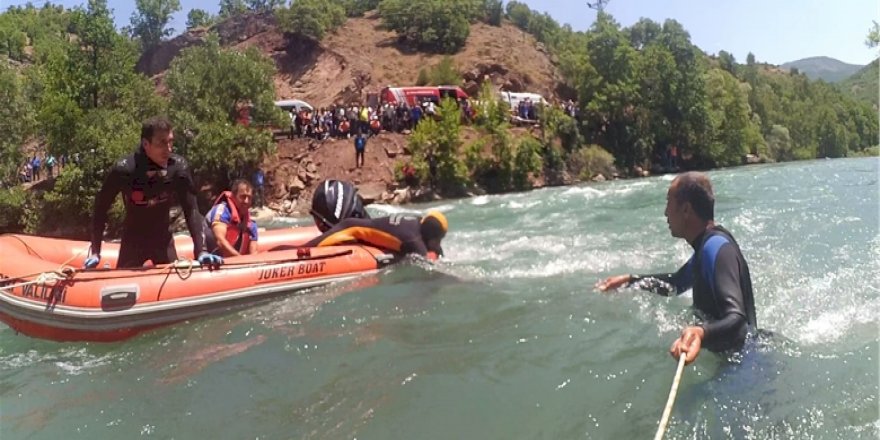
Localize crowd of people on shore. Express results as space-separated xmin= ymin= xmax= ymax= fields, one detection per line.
xmin=286 ymin=98 xmax=479 ymax=141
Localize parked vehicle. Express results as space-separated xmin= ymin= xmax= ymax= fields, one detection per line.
xmin=379 ymin=86 xmax=468 ymax=107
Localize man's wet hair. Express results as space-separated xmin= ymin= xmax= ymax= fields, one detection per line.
xmin=673 ymin=172 xmax=714 ymax=221
xmin=141 ymin=116 xmax=173 ymax=141
xmin=231 ymin=179 xmax=253 ymax=194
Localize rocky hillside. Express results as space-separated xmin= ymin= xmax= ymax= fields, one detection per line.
xmin=137 ymin=11 xmax=568 ymax=107
xmin=137 ymin=11 xmax=567 ymax=215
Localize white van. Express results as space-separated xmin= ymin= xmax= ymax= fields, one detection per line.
xmin=498 ymin=91 xmax=547 ymax=110
xmin=275 ymin=99 xmax=314 ymax=113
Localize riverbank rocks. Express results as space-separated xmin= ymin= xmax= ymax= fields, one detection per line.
xmin=357 ymin=182 xmax=387 ymax=204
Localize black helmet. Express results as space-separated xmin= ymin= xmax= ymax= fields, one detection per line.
xmin=310 ymin=179 xmax=370 ymax=232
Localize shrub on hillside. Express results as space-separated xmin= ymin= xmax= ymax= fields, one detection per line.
xmin=379 ymin=0 xmax=482 ymax=53
xmin=340 ymin=0 xmax=381 ymax=17
xmin=569 ymin=145 xmax=616 ymax=180
xmin=276 ymin=0 xmax=345 ymax=40
xmin=408 ymin=98 xmax=469 ymax=194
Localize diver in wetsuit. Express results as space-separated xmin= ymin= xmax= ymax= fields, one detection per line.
xmin=596 ymin=172 xmax=757 ymax=364
xmin=304 ymin=211 xmax=447 ymax=262
xmin=84 ymin=117 xmax=223 ymax=269
xmin=309 ymin=179 xmax=370 ymax=232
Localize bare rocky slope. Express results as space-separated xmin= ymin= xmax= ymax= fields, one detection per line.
xmin=138 ymin=12 xmax=568 ymax=214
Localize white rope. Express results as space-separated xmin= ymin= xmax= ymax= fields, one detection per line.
xmin=654 ymin=353 xmax=687 ymax=440
xmin=0 ymin=271 xmax=68 ymax=292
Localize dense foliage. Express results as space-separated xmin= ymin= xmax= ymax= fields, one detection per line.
xmin=378 ymin=0 xmax=500 ymax=53
xmin=165 ymin=35 xmax=282 ymax=186
xmin=276 ymin=0 xmax=346 ymax=40
xmin=0 ymin=1 xmax=876 ymax=234
xmin=0 ymin=1 xmax=282 ymax=235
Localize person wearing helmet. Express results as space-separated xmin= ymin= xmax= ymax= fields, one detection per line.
xmin=310 ymin=179 xmax=370 ymax=232
xmin=302 ymin=210 xmax=448 ymax=262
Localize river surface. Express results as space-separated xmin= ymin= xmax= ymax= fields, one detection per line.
xmin=1 ymin=158 xmax=878 ymax=439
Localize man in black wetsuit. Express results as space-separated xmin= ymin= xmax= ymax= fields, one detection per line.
xmin=596 ymin=172 xmax=757 ymax=365
xmin=84 ymin=116 xmax=223 ymax=269
xmin=304 ymin=211 xmax=447 ymax=262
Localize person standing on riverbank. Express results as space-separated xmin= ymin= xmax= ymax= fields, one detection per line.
xmin=596 ymin=172 xmax=757 ymax=365
xmin=354 ymin=133 xmax=366 ymax=168
xmin=252 ymin=168 xmax=265 ymax=208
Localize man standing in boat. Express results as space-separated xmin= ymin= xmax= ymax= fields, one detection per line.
xmin=204 ymin=179 xmax=259 ymax=257
xmin=595 ymin=172 xmax=757 ymax=365
xmin=85 ymin=117 xmax=223 ymax=269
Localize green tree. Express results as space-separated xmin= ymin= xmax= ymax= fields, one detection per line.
xmin=186 ymin=8 xmax=214 ymax=29
xmin=702 ymin=68 xmax=763 ymax=166
xmin=379 ymin=0 xmax=480 ymax=53
xmin=246 ymin=0 xmax=285 ymax=12
xmin=165 ymin=35 xmax=281 ymax=184
xmin=866 ymin=20 xmax=879 ymax=48
xmin=746 ymin=52 xmax=756 ymax=65
xmin=628 ymin=18 xmax=661 ymax=50
xmin=27 ymin=0 xmax=165 ymax=236
xmin=0 ymin=63 xmax=34 ymax=184
xmin=578 ymin=12 xmax=645 ymax=169
xmin=505 ymin=1 xmax=531 ymax=29
xmin=718 ymin=50 xmax=737 ymax=74
xmin=765 ymin=124 xmax=793 ymax=161
xmin=408 ymin=98 xmax=468 ymax=194
xmin=276 ymin=0 xmax=346 ymax=40
xmin=218 ymin=0 xmax=247 ymax=18
xmin=339 ymin=0 xmax=381 ymax=17
xmin=130 ymin=0 xmax=181 ymax=50
xmin=483 ymin=0 xmax=503 ymax=26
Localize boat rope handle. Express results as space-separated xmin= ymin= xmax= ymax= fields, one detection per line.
xmin=171 ymin=258 xmax=194 ymax=279
xmin=654 ymin=353 xmax=687 ymax=440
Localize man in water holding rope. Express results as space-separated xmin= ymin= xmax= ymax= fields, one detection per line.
xmin=596 ymin=172 xmax=757 ymax=365
xmin=85 ymin=117 xmax=223 ymax=269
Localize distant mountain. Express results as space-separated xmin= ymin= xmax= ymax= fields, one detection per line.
xmin=780 ymin=56 xmax=864 ymax=83
xmin=838 ymin=59 xmax=879 ymax=108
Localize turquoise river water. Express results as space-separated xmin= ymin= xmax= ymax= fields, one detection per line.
xmin=1 ymin=157 xmax=878 ymax=439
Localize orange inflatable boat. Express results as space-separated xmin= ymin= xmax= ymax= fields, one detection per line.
xmin=0 ymin=229 xmax=393 ymax=342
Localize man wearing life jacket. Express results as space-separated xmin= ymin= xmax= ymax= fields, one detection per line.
xmin=596 ymin=172 xmax=757 ymax=365
xmin=204 ymin=179 xmax=259 ymax=257
xmin=303 ymin=210 xmax=448 ymax=262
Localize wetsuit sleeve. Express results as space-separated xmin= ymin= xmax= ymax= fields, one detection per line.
xmin=629 ymin=255 xmax=695 ymax=296
xmin=174 ymin=161 xmax=205 ymax=256
xmin=90 ymin=164 xmax=125 ymax=256
xmin=249 ymin=221 xmax=258 ymax=241
xmin=701 ymin=244 xmax=748 ymax=351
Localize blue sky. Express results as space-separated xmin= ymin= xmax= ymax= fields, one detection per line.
xmin=4 ymin=0 xmax=878 ymax=65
